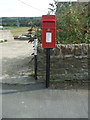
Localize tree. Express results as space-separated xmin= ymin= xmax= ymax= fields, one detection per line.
xmin=49 ymin=1 xmax=90 ymax=44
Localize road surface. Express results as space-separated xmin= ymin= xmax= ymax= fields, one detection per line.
xmin=0 ymin=84 xmax=88 ymax=118
xmin=0 ymin=39 xmax=35 ymax=84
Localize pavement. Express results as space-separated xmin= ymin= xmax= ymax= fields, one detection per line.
xmin=0 ymin=84 xmax=88 ymax=118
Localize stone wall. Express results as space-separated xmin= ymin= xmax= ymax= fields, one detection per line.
xmin=37 ymin=44 xmax=89 ymax=81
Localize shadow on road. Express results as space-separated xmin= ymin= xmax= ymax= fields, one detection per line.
xmin=1 ymin=83 xmax=46 ymax=95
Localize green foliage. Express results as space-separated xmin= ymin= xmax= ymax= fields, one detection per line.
xmin=2 ymin=17 xmax=41 ymax=27
xmin=35 ymin=27 xmax=42 ymax=43
xmin=49 ymin=1 xmax=90 ymax=44
xmin=10 ymin=27 xmax=30 ymax=36
xmin=28 ymin=72 xmax=35 ymax=77
xmin=0 ymin=39 xmax=7 ymax=43
xmin=4 ymin=40 xmax=7 ymax=42
xmin=0 ymin=40 xmax=3 ymax=43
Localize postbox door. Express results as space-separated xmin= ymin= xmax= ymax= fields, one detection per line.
xmin=42 ymin=29 xmax=56 ymax=48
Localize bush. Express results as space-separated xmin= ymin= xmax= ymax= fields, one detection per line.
xmin=0 ymin=39 xmax=8 ymax=43
xmin=0 ymin=40 xmax=3 ymax=43
xmin=4 ymin=40 xmax=7 ymax=42
xmin=49 ymin=1 xmax=90 ymax=44
xmin=35 ymin=27 xmax=42 ymax=43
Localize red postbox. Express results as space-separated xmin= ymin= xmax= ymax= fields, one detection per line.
xmin=42 ymin=15 xmax=56 ymax=48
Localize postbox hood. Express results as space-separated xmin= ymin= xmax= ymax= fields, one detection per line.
xmin=42 ymin=15 xmax=56 ymax=22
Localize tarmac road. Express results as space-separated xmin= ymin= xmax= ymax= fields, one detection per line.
xmin=0 ymin=84 xmax=88 ymax=118
xmin=0 ymin=39 xmax=35 ymax=85
xmin=0 ymin=33 xmax=89 ymax=119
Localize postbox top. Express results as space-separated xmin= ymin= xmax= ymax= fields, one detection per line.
xmin=42 ymin=15 xmax=56 ymax=22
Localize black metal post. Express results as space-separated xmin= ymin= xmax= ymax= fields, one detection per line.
xmin=35 ymin=55 xmax=37 ymax=80
xmin=46 ymin=48 xmax=50 ymax=88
